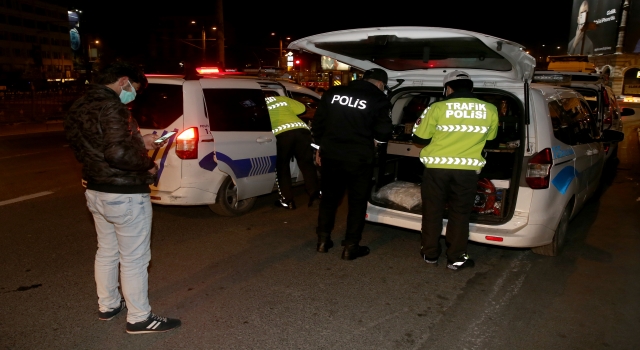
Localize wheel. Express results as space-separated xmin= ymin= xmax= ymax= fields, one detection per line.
xmin=531 ymin=203 xmax=572 ymax=256
xmin=208 ymin=176 xmax=256 ymax=216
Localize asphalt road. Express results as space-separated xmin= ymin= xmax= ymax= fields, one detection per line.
xmin=1 ymin=127 xmax=639 ymax=350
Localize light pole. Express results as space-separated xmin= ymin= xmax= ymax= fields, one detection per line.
xmin=271 ymin=33 xmax=291 ymax=67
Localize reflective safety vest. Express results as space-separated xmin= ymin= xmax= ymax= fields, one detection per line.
xmin=412 ymin=97 xmax=498 ymax=171
xmin=265 ymin=96 xmax=309 ymax=136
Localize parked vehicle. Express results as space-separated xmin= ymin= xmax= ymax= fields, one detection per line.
xmin=129 ymin=73 xmax=319 ymax=216
xmin=289 ymin=27 xmax=624 ymax=256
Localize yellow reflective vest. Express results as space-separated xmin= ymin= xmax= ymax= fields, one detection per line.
xmin=412 ymin=97 xmax=498 ymax=171
xmin=265 ymin=96 xmax=309 ymax=136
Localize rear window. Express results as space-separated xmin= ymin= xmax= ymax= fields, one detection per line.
xmin=290 ymin=92 xmax=319 ymax=120
xmin=203 ymin=89 xmax=271 ymax=131
xmin=316 ymin=36 xmax=511 ymax=71
xmin=130 ymin=84 xmax=183 ymax=129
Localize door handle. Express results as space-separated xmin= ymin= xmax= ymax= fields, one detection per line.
xmin=586 ymin=150 xmax=594 ymax=156
xmin=256 ymin=137 xmax=273 ymax=143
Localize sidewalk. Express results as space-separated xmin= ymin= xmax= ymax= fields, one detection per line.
xmin=0 ymin=120 xmax=64 ymax=137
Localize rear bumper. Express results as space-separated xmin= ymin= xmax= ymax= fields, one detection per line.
xmin=150 ymin=187 xmax=216 ymax=206
xmin=365 ymin=203 xmax=554 ymax=248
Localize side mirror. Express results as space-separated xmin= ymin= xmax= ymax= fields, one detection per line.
xmin=601 ymin=129 xmax=624 ymax=143
xmin=621 ymin=107 xmax=635 ymax=116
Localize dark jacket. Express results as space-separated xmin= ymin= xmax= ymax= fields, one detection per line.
xmin=65 ymin=84 xmax=156 ymax=193
xmin=312 ymin=80 xmax=392 ymax=163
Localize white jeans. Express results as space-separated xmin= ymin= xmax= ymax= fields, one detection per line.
xmin=85 ymin=190 xmax=152 ymax=323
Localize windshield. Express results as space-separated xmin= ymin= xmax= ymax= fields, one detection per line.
xmin=316 ymin=36 xmax=511 ymax=71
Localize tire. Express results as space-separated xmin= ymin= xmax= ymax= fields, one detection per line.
xmin=531 ymin=203 xmax=572 ymax=256
xmin=208 ymin=176 xmax=256 ymax=216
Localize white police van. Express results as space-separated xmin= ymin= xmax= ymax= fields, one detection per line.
xmin=289 ymin=27 xmax=624 ymax=255
xmin=130 ymin=73 xmax=320 ymax=216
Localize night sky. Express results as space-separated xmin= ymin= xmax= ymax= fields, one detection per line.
xmin=50 ymin=0 xmax=574 ymax=67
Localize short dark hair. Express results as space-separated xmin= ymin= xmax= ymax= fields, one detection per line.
xmin=95 ymin=62 xmax=148 ymax=89
xmin=446 ymin=79 xmax=473 ymax=92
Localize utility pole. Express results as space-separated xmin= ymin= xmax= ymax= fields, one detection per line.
xmin=216 ymin=0 xmax=225 ymax=67
xmin=202 ymin=26 xmax=206 ymax=62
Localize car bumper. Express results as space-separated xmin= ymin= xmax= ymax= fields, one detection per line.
xmin=150 ymin=187 xmax=216 ymax=205
xmin=365 ymin=203 xmax=554 ymax=248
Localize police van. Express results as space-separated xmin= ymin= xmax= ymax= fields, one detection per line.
xmin=129 ymin=73 xmax=320 ymax=216
xmin=289 ymin=27 xmax=624 ymax=255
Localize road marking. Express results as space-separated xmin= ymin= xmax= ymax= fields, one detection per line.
xmin=0 ymin=191 xmax=54 ymax=206
xmin=0 ymin=149 xmax=60 ymax=160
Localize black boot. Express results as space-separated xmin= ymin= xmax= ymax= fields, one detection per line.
xmin=316 ymin=238 xmax=334 ymax=253
xmin=341 ymin=244 xmax=370 ymax=260
xmin=308 ymin=190 xmax=322 ymax=207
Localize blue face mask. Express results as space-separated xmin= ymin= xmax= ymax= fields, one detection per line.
xmin=119 ymin=80 xmax=137 ymax=104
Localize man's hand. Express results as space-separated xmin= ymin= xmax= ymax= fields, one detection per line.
xmin=315 ymin=150 xmax=321 ymax=167
xmin=143 ymin=134 xmax=165 ymax=150
xmin=148 ymin=162 xmax=159 ymax=175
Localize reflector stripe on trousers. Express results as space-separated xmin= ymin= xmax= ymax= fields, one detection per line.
xmin=420 ymin=157 xmax=485 ymax=167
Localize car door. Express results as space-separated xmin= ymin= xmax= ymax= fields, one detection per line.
xmin=579 ymin=99 xmax=604 ymax=196
xmin=200 ymin=79 xmax=277 ymax=200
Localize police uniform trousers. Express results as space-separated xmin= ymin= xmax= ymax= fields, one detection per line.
xmin=275 ymin=128 xmax=318 ymax=203
xmin=317 ymin=158 xmax=373 ymax=246
xmin=421 ymin=168 xmax=478 ymax=261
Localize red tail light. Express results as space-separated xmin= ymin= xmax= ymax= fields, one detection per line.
xmin=175 ymin=127 xmax=198 ymax=159
xmin=526 ymin=148 xmax=553 ymax=189
xmin=196 ymin=67 xmax=219 ymax=74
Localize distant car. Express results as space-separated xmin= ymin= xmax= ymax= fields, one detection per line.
xmin=533 ymin=71 xmax=634 ymax=161
xmin=129 ymin=72 xmax=317 ymax=216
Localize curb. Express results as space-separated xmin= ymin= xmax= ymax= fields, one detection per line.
xmin=0 ymin=121 xmax=64 ymax=137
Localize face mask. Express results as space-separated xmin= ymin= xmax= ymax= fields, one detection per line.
xmin=119 ymin=80 xmax=137 ymax=104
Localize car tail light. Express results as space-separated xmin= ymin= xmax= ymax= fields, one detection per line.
xmin=526 ymin=148 xmax=553 ymax=189
xmin=485 ymin=236 xmax=504 ymax=242
xmin=175 ymin=127 xmax=198 ymax=159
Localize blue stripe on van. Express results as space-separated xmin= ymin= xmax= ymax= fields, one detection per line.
xmin=199 ymin=152 xmax=276 ymax=179
xmin=551 ymin=166 xmax=576 ymax=195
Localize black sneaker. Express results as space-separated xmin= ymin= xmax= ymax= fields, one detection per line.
xmin=421 ymin=253 xmax=439 ymax=266
xmin=126 ymin=313 xmax=181 ymax=334
xmin=98 ymin=299 xmax=126 ymax=321
xmin=447 ymin=253 xmax=475 ymax=271
xmin=275 ymin=199 xmax=296 ymax=210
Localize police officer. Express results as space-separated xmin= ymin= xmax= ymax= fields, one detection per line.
xmin=313 ymin=68 xmax=393 ymax=260
xmin=412 ymin=70 xmax=498 ymax=270
xmin=266 ymin=95 xmax=320 ymax=209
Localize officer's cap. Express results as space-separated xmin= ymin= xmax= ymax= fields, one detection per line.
xmin=443 ymin=70 xmax=471 ymax=86
xmin=363 ymin=68 xmax=388 ymax=85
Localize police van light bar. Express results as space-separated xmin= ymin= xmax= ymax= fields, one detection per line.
xmin=196 ymin=67 xmax=220 ymax=74
xmin=532 ymin=74 xmax=571 ymax=84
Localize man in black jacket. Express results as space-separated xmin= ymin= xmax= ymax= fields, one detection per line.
xmin=312 ymin=68 xmax=393 ymax=260
xmin=65 ymin=62 xmax=180 ymax=334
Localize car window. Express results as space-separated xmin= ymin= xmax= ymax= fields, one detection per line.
xmin=130 ymin=84 xmax=184 ymax=129
xmin=548 ymin=97 xmax=598 ymax=145
xmin=290 ymin=92 xmax=319 ymax=120
xmin=203 ymin=88 xmax=271 ymax=132
xmin=263 ymin=90 xmax=279 ymax=98
xmin=572 ymin=87 xmax=599 ymax=113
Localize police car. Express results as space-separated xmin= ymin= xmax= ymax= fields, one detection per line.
xmin=129 ymin=72 xmax=320 ymax=216
xmin=289 ymin=27 xmax=624 ymax=256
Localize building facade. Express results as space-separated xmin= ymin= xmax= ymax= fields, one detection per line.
xmin=0 ymin=0 xmax=74 ymax=82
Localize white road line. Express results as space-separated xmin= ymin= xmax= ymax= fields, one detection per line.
xmin=0 ymin=191 xmax=54 ymax=206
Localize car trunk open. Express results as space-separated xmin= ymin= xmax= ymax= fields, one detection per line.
xmin=371 ymin=87 xmax=525 ymax=225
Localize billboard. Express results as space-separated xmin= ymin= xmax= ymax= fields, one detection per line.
xmin=321 ymin=56 xmax=350 ymax=71
xmin=68 ymin=11 xmax=81 ymax=52
xmin=568 ymin=0 xmax=623 ymax=55
xmin=623 ymin=0 xmax=640 ymax=53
